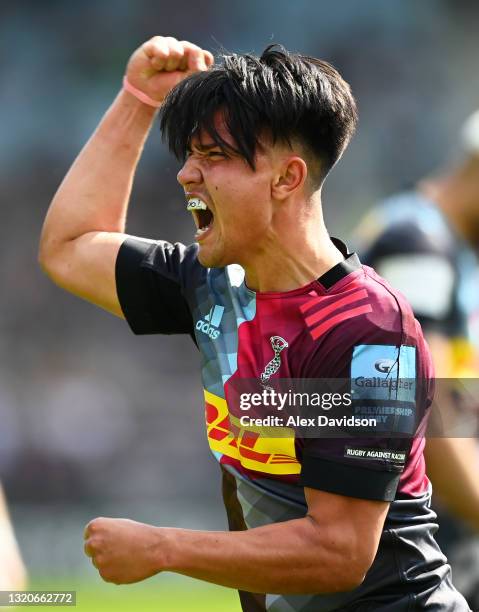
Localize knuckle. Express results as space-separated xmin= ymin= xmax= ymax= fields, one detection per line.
xmin=89 ymin=517 xmax=104 ymax=531
xmin=181 ymin=41 xmax=200 ymax=52
xmin=95 ymin=552 xmax=104 ymax=564
xmin=87 ymin=517 xmax=108 ymax=537
xmin=87 ymin=537 xmax=100 ymax=554
xmin=152 ymin=48 xmax=168 ymax=60
xmin=151 ymin=41 xmax=169 ymax=54
xmin=144 ymin=38 xmax=162 ymax=54
xmin=92 ymin=553 xmax=104 ymax=570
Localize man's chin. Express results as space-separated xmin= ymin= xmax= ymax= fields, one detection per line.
xmin=197 ymin=245 xmax=231 ymax=269
xmin=197 ymin=247 xmax=220 ymax=268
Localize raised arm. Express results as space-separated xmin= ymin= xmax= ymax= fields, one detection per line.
xmin=38 ymin=36 xmax=213 ymax=316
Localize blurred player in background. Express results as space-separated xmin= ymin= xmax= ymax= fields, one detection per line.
xmin=0 ymin=483 xmax=27 ymax=590
xmin=39 ymin=36 xmax=470 ymax=610
xmin=355 ymin=110 xmax=479 ymax=609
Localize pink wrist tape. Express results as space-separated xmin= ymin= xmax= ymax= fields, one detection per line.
xmin=122 ymin=76 xmax=162 ymax=108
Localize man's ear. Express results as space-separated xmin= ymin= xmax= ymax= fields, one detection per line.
xmin=271 ymin=156 xmax=308 ymax=200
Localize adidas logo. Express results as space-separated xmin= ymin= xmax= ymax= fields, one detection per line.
xmin=196 ymin=305 xmax=224 ymax=340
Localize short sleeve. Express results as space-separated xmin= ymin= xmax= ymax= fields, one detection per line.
xmin=115 ymin=236 xmax=202 ymax=336
xmin=299 ymin=317 xmax=431 ymax=502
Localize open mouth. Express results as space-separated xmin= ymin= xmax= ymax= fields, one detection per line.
xmin=187 ymin=197 xmax=214 ymax=237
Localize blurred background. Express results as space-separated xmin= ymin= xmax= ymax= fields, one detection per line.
xmin=1 ymin=0 xmax=479 ymax=609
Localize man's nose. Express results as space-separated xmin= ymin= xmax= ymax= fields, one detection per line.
xmin=177 ymin=156 xmax=202 ymax=187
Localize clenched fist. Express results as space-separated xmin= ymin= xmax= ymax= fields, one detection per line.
xmin=125 ymin=36 xmax=214 ymax=105
xmin=84 ymin=517 xmax=167 ymax=584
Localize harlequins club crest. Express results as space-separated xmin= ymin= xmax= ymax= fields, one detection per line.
xmin=260 ymin=336 xmax=289 ymax=383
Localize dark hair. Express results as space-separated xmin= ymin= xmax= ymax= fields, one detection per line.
xmin=159 ymin=44 xmax=357 ymax=185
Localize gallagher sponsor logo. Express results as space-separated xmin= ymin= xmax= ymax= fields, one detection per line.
xmin=374 ymin=358 xmax=397 ymax=374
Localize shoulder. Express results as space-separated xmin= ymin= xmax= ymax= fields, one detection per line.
xmin=330 ymin=266 xmax=417 ymax=341
xmin=302 ymin=269 xmax=430 ymax=378
xmin=115 ymin=238 xmax=205 ymax=336
xmin=354 ymin=196 xmax=460 ymax=324
xmin=356 ymin=192 xmax=456 ymax=263
xmin=119 ymin=237 xmax=200 ymax=275
xmin=116 ymin=237 xmax=209 ymax=300
xmin=354 ymin=193 xmax=460 ymax=326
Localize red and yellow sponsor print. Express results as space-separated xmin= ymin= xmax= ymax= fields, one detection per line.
xmin=204 ymin=389 xmax=300 ymax=475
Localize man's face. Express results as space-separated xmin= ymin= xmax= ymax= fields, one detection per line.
xmin=177 ymin=117 xmax=276 ymax=268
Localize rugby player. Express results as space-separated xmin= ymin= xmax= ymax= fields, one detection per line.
xmin=0 ymin=483 xmax=27 ymax=590
xmin=39 ymin=37 xmax=470 ymax=610
xmin=355 ymin=110 xmax=479 ymax=610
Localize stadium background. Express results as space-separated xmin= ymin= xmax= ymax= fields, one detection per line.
xmin=1 ymin=0 xmax=478 ymax=609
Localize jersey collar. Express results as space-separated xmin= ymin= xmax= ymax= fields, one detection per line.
xmin=317 ymin=237 xmax=362 ymax=290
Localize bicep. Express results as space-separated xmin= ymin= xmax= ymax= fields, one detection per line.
xmin=305 ymin=486 xmax=389 ymax=570
xmin=41 ymin=230 xmax=128 ymax=318
xmin=41 ymin=232 xmax=197 ymax=336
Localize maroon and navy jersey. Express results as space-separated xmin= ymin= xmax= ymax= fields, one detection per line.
xmin=355 ymin=192 xmax=479 ymax=376
xmin=116 ymin=237 xmax=469 ymax=611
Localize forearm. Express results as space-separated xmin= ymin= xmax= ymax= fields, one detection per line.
xmin=40 ymin=90 xmax=156 ymax=256
xmin=161 ymin=517 xmax=362 ymax=594
xmin=85 ymin=492 xmax=384 ymax=589
xmin=39 ymin=38 xmax=213 ymax=312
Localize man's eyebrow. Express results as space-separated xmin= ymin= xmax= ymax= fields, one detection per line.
xmin=189 ymin=142 xmax=224 ymax=152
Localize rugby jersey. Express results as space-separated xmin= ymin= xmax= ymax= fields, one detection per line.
xmin=116 ymin=237 xmax=469 ymax=611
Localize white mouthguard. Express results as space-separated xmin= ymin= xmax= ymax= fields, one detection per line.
xmin=187 ymin=198 xmax=208 ymax=211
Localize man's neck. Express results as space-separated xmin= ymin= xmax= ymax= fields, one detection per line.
xmin=243 ymin=220 xmax=345 ymax=293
